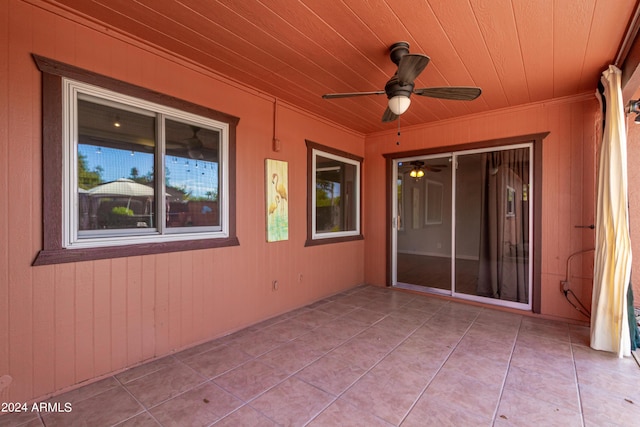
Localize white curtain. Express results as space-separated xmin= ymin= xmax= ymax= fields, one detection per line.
xmin=591 ymin=65 xmax=633 ymax=357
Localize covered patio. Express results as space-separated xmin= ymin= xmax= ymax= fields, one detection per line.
xmin=3 ymin=285 xmax=639 ymax=426
xmin=2 ymin=1 xmax=640 ymax=425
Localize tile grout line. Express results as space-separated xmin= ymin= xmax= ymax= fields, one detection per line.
xmin=488 ymin=311 xmax=523 ymax=425
xmin=396 ymin=305 xmax=485 ymax=426
xmin=568 ymin=326 xmax=587 ymax=427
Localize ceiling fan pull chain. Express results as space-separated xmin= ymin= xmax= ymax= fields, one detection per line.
xmin=396 ymin=116 xmax=401 ymax=145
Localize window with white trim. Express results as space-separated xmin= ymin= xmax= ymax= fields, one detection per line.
xmin=32 ymin=54 xmax=239 ymax=265
xmin=305 ymin=140 xmax=363 ymax=245
xmin=65 ymin=79 xmax=229 ymax=248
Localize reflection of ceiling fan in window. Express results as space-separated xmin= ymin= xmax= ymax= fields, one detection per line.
xmin=166 ymin=124 xmax=219 ymax=162
xmin=404 ymin=160 xmax=448 ymax=179
xmin=186 ymin=126 xmax=204 ymax=160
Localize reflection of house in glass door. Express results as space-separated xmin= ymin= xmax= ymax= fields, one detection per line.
xmin=393 ymin=144 xmax=533 ymax=310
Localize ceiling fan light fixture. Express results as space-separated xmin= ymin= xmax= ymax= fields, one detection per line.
xmin=409 ymin=167 xmax=424 ymax=179
xmin=388 ymin=95 xmax=411 ymax=115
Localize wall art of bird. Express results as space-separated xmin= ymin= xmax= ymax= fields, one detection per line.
xmin=268 ymin=194 xmax=280 ymax=215
xmin=271 ymin=173 xmax=288 ymax=212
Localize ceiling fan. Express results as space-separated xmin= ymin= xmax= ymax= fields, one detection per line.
xmin=322 ymin=42 xmax=482 ymax=122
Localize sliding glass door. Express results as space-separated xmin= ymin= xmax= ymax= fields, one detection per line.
xmin=394 ymin=155 xmax=452 ymax=294
xmin=392 ymin=144 xmax=533 ymax=310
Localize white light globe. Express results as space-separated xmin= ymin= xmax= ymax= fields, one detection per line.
xmin=388 ymin=95 xmax=411 ymax=115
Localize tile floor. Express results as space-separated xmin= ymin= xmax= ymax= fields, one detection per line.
xmin=2 ymin=285 xmax=639 ymax=426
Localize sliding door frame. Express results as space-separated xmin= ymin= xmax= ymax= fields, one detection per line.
xmin=384 ymin=132 xmax=548 ymax=313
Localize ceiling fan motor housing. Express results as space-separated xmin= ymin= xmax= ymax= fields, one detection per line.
xmin=389 ymin=41 xmax=410 ymax=65
xmin=385 ymin=77 xmax=414 ymax=99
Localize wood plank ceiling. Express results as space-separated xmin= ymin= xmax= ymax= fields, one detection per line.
xmin=40 ymin=0 xmax=638 ymax=134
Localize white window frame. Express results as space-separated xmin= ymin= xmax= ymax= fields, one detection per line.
xmin=311 ymin=148 xmax=361 ymax=240
xmin=62 ymin=78 xmax=230 ymax=249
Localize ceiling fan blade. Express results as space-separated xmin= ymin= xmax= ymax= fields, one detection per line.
xmin=413 ymin=86 xmax=482 ymax=100
xmin=397 ymin=54 xmax=430 ymax=84
xmin=382 ymin=107 xmax=399 ymax=123
xmin=322 ymin=91 xmax=385 ymax=99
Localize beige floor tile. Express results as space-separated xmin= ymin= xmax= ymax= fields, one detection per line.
xmin=149 ymin=382 xmax=241 ymax=426
xmin=510 ymin=344 xmax=576 ymax=378
xmin=401 ymin=395 xmax=494 ymax=427
xmin=495 ymin=390 xmax=583 ymax=427
xmin=443 ymin=349 xmax=510 ymax=384
xmin=422 ymin=369 xmax=502 ymax=420
xmin=124 ymin=362 xmax=205 ymax=408
xmin=515 ymin=332 xmax=574 ymax=358
xmin=453 ymin=333 xmax=515 ymax=362
xmin=380 ymin=342 xmax=446 ymax=377
xmin=293 ymin=327 xmax=349 ymax=354
xmin=288 ymin=310 xmax=336 ymax=328
xmin=0 ymin=410 xmax=42 ymax=427
xmin=313 ymin=317 xmax=370 ymax=341
xmin=296 ymin=355 xmax=367 ymax=395
xmin=182 ymin=345 xmax=253 ymax=378
xmin=250 ymin=377 xmax=334 ymax=426
xmin=464 ymin=321 xmax=520 ymax=343
xmin=214 ymin=406 xmax=278 ymax=426
xmin=173 ymin=339 xmax=227 ymax=361
xmin=519 ymin=318 xmax=571 ymax=342
xmin=115 ymin=356 xmax=179 ymax=384
xmin=258 ymin=339 xmax=325 ymax=374
xmin=259 ymin=319 xmax=314 ymax=341
xmin=579 ymin=383 xmax=640 ymax=426
xmin=568 ymin=323 xmax=590 ymax=346
xmin=309 ymin=398 xmax=393 ymax=426
xmin=328 ymin=334 xmax=394 ymax=370
xmin=312 ymin=301 xmax=357 ymax=316
xmin=503 ymin=364 xmax=580 ymax=411
xmin=114 ymin=411 xmax=161 ymax=426
xmin=213 ymin=360 xmax=289 ymax=401
xmin=45 ymin=376 xmax=120 ymax=405
xmin=474 ymin=309 xmax=523 ymax=328
xmin=373 ymin=312 xmax=426 ymax=335
xmin=342 ymin=307 xmax=387 ymax=324
xmin=41 ymin=386 xmax=143 ymax=426
xmin=340 ymin=362 xmax=429 ymax=425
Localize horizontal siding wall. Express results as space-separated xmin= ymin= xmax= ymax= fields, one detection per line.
xmin=0 ymin=0 xmax=365 ymax=402
xmin=363 ymin=96 xmax=599 ymax=322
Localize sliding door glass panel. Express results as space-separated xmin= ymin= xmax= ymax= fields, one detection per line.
xmin=396 ymin=156 xmax=452 ymax=292
xmin=455 ymin=147 xmax=531 ymax=305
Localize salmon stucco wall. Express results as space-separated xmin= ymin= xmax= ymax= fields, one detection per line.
xmin=0 ymin=1 xmax=365 ymax=403
xmin=363 ymin=96 xmax=599 ymax=322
